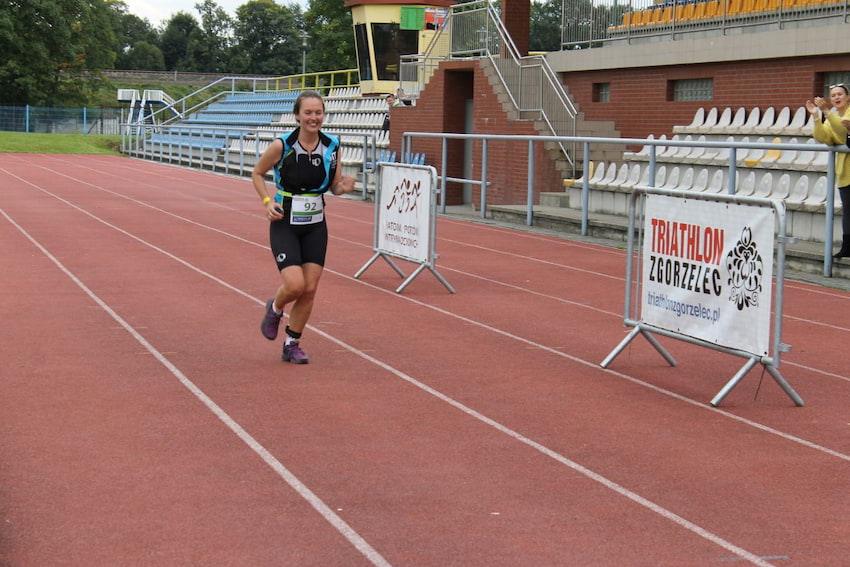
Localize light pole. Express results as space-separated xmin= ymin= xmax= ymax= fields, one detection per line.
xmin=301 ymin=31 xmax=308 ymax=75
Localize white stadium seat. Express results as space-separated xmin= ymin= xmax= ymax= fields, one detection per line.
xmin=786 ymin=175 xmax=809 ymax=205
xmin=692 ymin=168 xmax=710 ymax=192
xmin=674 ymin=108 xmax=705 ymax=133
xmin=737 ymin=170 xmax=757 ymax=196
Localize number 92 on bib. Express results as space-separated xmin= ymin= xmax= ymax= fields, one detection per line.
xmin=290 ymin=195 xmax=324 ymax=225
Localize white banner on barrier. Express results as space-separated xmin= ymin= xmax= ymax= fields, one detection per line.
xmin=377 ymin=164 xmax=432 ymax=263
xmin=641 ymin=194 xmax=775 ymax=356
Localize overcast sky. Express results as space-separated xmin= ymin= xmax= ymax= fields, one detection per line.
xmin=123 ymin=0 xmax=307 ymax=27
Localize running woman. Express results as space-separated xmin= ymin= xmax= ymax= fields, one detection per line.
xmin=252 ymin=90 xmax=355 ymax=364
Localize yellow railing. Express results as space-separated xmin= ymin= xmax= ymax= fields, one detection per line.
xmin=269 ymin=69 xmax=360 ymax=92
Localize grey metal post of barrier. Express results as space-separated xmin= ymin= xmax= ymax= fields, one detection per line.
xmin=224 ymin=129 xmax=230 ymax=175
xmin=727 ymin=148 xmax=737 ymax=195
xmin=480 ymin=138 xmax=488 ymax=218
xmin=239 ymin=136 xmax=245 ymax=177
xmin=600 ymin=187 xmax=803 ymax=408
xmin=362 ymin=136 xmax=371 ymax=201
xmin=824 ymin=150 xmax=836 ymax=277
xmin=581 ymin=142 xmax=590 ymax=235
xmin=440 ymin=138 xmax=448 ymax=214
xmin=526 ymin=140 xmax=534 ymax=226
xmin=648 ymin=145 xmax=656 ymax=187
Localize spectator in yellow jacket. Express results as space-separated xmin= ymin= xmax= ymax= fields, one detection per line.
xmin=807 ymin=83 xmax=850 ymax=259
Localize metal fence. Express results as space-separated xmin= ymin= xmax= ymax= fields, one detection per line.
xmin=561 ymin=0 xmax=850 ymax=48
xmin=0 ymin=106 xmax=125 ymax=135
xmin=399 ymin=130 xmax=847 ymax=277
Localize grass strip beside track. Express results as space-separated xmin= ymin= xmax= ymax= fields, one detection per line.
xmin=0 ymin=133 xmax=122 ymax=155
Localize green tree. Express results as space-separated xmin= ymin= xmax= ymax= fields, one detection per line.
xmin=303 ymin=0 xmax=355 ymax=73
xmin=112 ymin=6 xmax=163 ymax=70
xmin=123 ymin=40 xmax=166 ymax=70
xmin=233 ymin=0 xmax=302 ymax=76
xmin=530 ymin=0 xmax=561 ymax=52
xmin=161 ymin=12 xmax=202 ymax=71
xmin=187 ymin=0 xmax=234 ymax=72
xmin=0 ymin=0 xmax=117 ymax=105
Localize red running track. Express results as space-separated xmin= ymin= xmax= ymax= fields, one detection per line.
xmin=1 ymin=154 xmax=849 ymax=566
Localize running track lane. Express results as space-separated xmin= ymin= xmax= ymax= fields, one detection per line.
xmin=1 ymin=154 xmax=849 ymax=566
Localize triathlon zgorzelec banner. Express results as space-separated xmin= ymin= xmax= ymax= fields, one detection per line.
xmin=641 ymin=195 xmax=775 ymax=356
xmin=377 ymin=164 xmax=432 ymax=264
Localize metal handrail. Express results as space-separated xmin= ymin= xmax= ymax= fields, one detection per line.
xmin=138 ymin=70 xmax=360 ymax=129
xmin=403 ymin=1 xmax=578 ymax=169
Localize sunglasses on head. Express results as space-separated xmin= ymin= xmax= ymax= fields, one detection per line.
xmin=829 ymin=83 xmax=847 ymax=90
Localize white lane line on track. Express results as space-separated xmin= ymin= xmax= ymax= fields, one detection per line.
xmin=782 ymin=360 xmax=850 ymax=384
xmin=784 ymin=282 xmax=850 ymax=300
xmin=0 ymin=186 xmax=777 ymax=567
xmin=782 ymin=314 xmax=850 ymax=333
xmin=0 ymin=205 xmax=392 ymax=567
xmin=7 ymin=165 xmax=850 ymax=455
xmin=35 ymin=155 xmax=850 ymax=300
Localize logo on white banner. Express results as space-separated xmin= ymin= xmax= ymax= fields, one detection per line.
xmin=725 ymin=227 xmax=764 ymax=311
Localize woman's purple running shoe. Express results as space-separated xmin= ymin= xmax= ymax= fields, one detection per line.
xmin=282 ymin=342 xmax=309 ymax=364
xmin=261 ymin=298 xmax=282 ymax=340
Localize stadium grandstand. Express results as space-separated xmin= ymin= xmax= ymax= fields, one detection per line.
xmin=121 ymin=0 xmax=850 ymax=277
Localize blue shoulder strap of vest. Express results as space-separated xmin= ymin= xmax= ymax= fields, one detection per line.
xmin=317 ymin=132 xmax=340 ymax=192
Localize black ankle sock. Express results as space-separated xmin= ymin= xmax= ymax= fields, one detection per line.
xmin=285 ymin=326 xmax=302 ymax=340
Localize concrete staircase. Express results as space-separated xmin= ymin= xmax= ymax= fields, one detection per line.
xmin=478 ymin=57 xmax=622 ymax=182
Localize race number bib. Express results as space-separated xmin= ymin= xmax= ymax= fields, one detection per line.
xmin=290 ymin=195 xmax=324 ymax=225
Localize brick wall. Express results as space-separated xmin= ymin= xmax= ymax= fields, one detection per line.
xmin=391 ymin=60 xmax=563 ymax=207
xmin=564 ymin=55 xmax=849 ymax=141
xmin=502 ymin=0 xmax=530 ymax=56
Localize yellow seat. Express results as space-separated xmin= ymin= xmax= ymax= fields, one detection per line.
xmin=677 ymin=3 xmax=696 ymax=20
xmin=647 ymin=7 xmax=663 ymax=24
xmin=744 ymin=137 xmax=782 ymax=167
xmin=762 ymin=138 xmax=783 ymax=165
xmin=608 ymin=12 xmax=632 ymax=31
xmin=725 ymin=0 xmax=743 ymax=15
xmin=564 ymin=162 xmax=594 ymax=188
